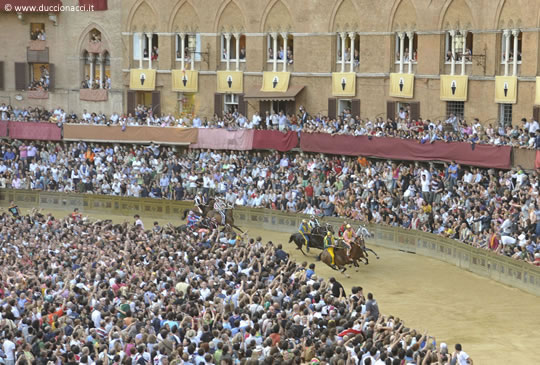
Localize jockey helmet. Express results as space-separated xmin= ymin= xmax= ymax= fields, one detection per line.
xmin=302 ymin=219 xmax=307 ymax=223
xmin=346 ymin=224 xmax=351 ymax=229
xmin=189 ymin=210 xmax=193 ymax=215
xmin=327 ymin=231 xmax=331 ymax=236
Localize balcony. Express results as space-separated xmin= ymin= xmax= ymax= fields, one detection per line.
xmin=27 ymin=90 xmax=49 ymax=99
xmin=80 ymin=89 xmax=108 ymax=102
xmin=28 ymin=40 xmax=47 ymax=51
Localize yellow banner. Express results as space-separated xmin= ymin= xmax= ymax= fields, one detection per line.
xmin=172 ymin=70 xmax=198 ymax=93
xmin=261 ymin=72 xmax=290 ymax=92
xmin=332 ymin=72 xmax=356 ymax=97
xmin=217 ymin=71 xmax=243 ymax=94
xmin=129 ymin=69 xmax=156 ymax=91
xmin=495 ymin=76 xmax=517 ymax=104
xmin=389 ymin=73 xmax=414 ymax=99
xmin=440 ymin=75 xmax=468 ymax=101
xmin=535 ymin=77 xmax=540 ymax=105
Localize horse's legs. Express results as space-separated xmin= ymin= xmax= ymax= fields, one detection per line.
xmin=231 ymin=224 xmax=244 ymax=233
xmin=366 ymin=248 xmax=380 ymax=259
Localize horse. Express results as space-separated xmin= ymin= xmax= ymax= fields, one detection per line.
xmin=205 ymin=208 xmax=244 ymax=233
xmin=181 ymin=198 xmax=216 ymax=220
xmin=289 ymin=224 xmax=334 ymax=255
xmin=355 ymin=225 xmax=380 ymax=260
xmin=320 ymin=240 xmax=368 ymax=278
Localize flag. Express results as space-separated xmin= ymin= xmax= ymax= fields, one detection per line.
xmin=389 ymin=73 xmax=414 ymax=99
xmin=440 ymin=75 xmax=468 ymax=101
xmin=494 ymin=76 xmax=517 ymax=104
xmin=332 ymin=72 xmax=356 ymax=97
xmin=172 ymin=70 xmax=198 ymax=93
xmin=217 ymin=71 xmax=243 ymax=94
xmin=129 ymin=69 xmax=156 ymax=91
xmin=261 ymin=72 xmax=290 ymax=92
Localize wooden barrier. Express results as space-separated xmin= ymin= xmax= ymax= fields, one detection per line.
xmin=2 ymin=189 xmax=539 ymax=296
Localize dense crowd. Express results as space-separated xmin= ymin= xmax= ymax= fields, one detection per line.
xmin=0 ymin=139 xmax=538 ymax=267
xmin=0 ymin=208 xmax=472 ymax=364
xmin=1 ymin=104 xmax=539 ymax=149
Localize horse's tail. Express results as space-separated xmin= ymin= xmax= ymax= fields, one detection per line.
xmin=182 ymin=209 xmax=190 ymax=220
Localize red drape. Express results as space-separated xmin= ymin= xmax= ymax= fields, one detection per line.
xmin=252 ymin=130 xmax=298 ymax=151
xmin=0 ymin=121 xmax=8 ymax=138
xmin=79 ymin=0 xmax=107 ymax=10
xmin=8 ymin=121 xmax=61 ymax=141
xmin=300 ymin=133 xmax=512 ymax=169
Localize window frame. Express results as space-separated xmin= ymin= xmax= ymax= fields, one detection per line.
xmin=338 ymin=99 xmax=352 ymax=116
xmin=224 ymin=93 xmax=239 ymax=113
xmin=266 ymin=34 xmax=293 ymax=64
xmin=499 ymin=103 xmax=513 ymax=127
xmin=394 ymin=32 xmax=418 ymax=64
xmin=30 ymin=23 xmax=45 ymax=40
xmin=446 ymin=101 xmax=465 ymax=120
xmin=500 ymin=30 xmax=522 ymax=65
xmin=220 ymin=34 xmax=246 ymax=62
xmin=175 ymin=33 xmax=201 ymax=62
xmin=444 ymin=31 xmax=473 ymax=64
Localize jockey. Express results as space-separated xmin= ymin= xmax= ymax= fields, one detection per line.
xmin=324 ymin=231 xmax=337 ymax=268
xmin=186 ymin=210 xmax=200 ymax=228
xmin=298 ymin=219 xmax=310 ymax=251
xmin=342 ymin=224 xmax=356 ymax=258
xmin=338 ymin=221 xmax=347 ymax=237
xmin=194 ymin=191 xmax=206 ymax=214
xmin=214 ymin=197 xmax=226 ymax=225
xmin=308 ymin=215 xmax=320 ymax=231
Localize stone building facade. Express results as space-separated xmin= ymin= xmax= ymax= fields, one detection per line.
xmin=1 ymin=0 xmax=540 ymax=125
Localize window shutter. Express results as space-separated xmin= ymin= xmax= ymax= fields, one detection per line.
xmin=533 ymin=107 xmax=540 ymax=123
xmin=214 ymin=93 xmax=224 ymax=118
xmin=328 ymin=98 xmax=337 ymax=119
xmin=410 ymin=102 xmax=421 ymax=121
xmin=15 ymin=62 xmax=28 ymax=91
xmin=0 ymin=62 xmax=4 ymax=90
xmin=47 ymin=63 xmax=55 ymax=91
xmin=127 ymin=90 xmax=136 ymax=115
xmin=238 ymin=93 xmax=246 ymax=117
xmin=386 ymin=101 xmax=396 ymax=121
xmin=152 ymin=91 xmax=161 ymax=116
xmin=351 ymin=99 xmax=360 ymax=119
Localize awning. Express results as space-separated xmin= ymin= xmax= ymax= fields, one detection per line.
xmin=244 ymin=85 xmax=304 ymax=101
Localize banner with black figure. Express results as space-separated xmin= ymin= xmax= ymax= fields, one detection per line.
xmin=261 ymin=72 xmax=290 ymax=92
xmin=172 ymin=70 xmax=198 ymax=93
xmin=332 ymin=72 xmax=356 ymax=97
xmin=495 ymin=76 xmax=517 ymax=104
xmin=129 ymin=69 xmax=156 ymax=91
xmin=440 ymin=75 xmax=468 ymax=101
xmin=389 ymin=73 xmax=414 ymax=98
xmin=217 ymin=71 xmax=243 ymax=94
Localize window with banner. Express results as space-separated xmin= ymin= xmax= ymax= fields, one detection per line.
xmin=133 ymin=33 xmax=159 ymax=60
xmin=175 ymin=34 xmax=201 ymax=62
xmin=445 ymin=31 xmax=473 ymax=63
xmin=501 ymin=31 xmax=522 ymax=64
xmin=221 ymin=34 xmax=246 ymax=61
xmin=395 ymin=33 xmax=417 ymax=63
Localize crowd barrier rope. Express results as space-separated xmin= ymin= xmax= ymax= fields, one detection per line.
xmin=2 ymin=189 xmax=539 ymax=296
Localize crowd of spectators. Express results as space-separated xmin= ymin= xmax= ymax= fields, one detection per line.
xmin=0 ymin=104 xmax=539 ymax=149
xmin=0 ymin=207 xmax=473 ymax=364
xmin=0 ymin=139 xmax=538 ymax=267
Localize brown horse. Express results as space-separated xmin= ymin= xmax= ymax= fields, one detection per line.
xmin=204 ymin=208 xmax=244 ymax=233
xmin=320 ymin=240 xmax=368 ymax=277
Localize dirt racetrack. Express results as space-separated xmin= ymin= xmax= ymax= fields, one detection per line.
xmin=22 ymin=208 xmax=540 ymax=364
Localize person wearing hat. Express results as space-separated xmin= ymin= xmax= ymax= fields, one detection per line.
xmin=342 ymin=224 xmax=356 ymax=258
xmin=324 ymin=231 xmax=337 ymax=268
xmin=298 ymin=219 xmax=311 ymax=252
xmin=308 ymin=214 xmax=320 ymax=231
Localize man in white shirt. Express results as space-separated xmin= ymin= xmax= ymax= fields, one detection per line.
xmin=452 ymin=343 xmax=473 ymax=365
xmin=252 ymin=112 xmax=261 ymax=128
xmin=3 ymin=334 xmax=16 ymax=365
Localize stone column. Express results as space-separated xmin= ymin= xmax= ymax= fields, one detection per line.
xmin=349 ymin=32 xmax=355 ymax=72
xmin=398 ymin=32 xmax=405 ymax=74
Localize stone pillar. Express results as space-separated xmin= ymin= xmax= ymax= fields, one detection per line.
xmin=225 ymin=33 xmax=231 ymax=71
xmin=349 ymin=32 xmax=355 ymax=72
xmin=282 ymin=32 xmax=288 ymax=72
xmin=512 ymin=29 xmax=519 ymax=76
xmin=138 ymin=32 xmax=143 ymax=69
xmin=504 ymin=30 xmax=510 ymax=76
xmin=234 ymin=32 xmax=240 ymax=71
xmin=147 ymin=33 xmax=153 ymax=69
xmin=399 ymin=32 xmax=405 ymax=74
xmin=407 ymin=31 xmax=413 ymax=74
xmin=180 ymin=33 xmax=185 ymax=70
xmin=272 ymin=32 xmax=278 ymax=72
xmin=450 ymin=30 xmax=456 ymax=76
xmin=461 ymin=31 xmax=467 ymax=76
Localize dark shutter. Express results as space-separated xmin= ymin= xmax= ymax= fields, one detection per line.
xmin=152 ymin=91 xmax=161 ymax=116
xmin=127 ymin=90 xmax=136 ymax=115
xmin=410 ymin=102 xmax=421 ymax=121
xmin=47 ymin=64 xmax=55 ymax=91
xmin=15 ymin=62 xmax=28 ymax=91
xmin=0 ymin=62 xmax=4 ymax=90
xmin=533 ymin=107 xmax=540 ymax=123
xmin=27 ymin=48 xmax=49 ymax=63
xmin=386 ymin=101 xmax=396 ymax=121
xmin=351 ymin=99 xmax=360 ymax=119
xmin=328 ymin=98 xmax=337 ymax=120
xmin=214 ymin=93 xmax=224 ymax=118
xmin=238 ymin=93 xmax=246 ymax=117
xmin=259 ymin=101 xmax=270 ymax=117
